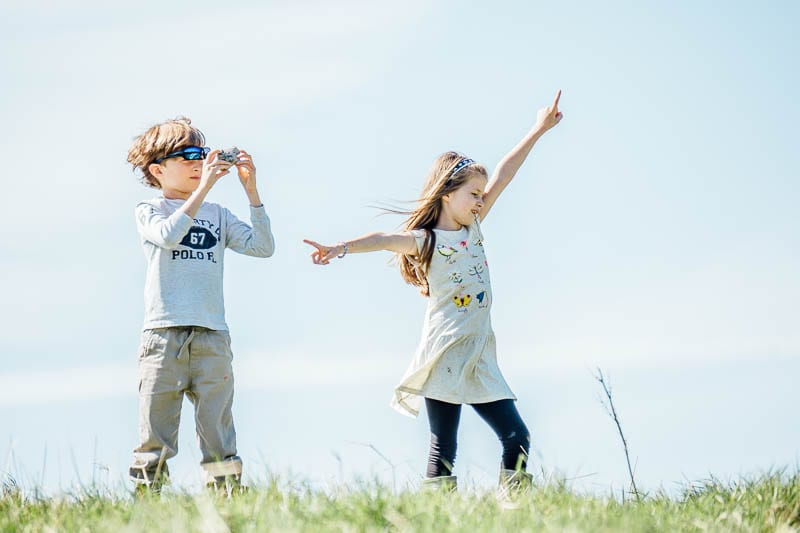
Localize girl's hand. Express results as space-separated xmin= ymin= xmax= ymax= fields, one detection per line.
xmin=303 ymin=239 xmax=343 ymax=265
xmin=235 ymin=149 xmax=257 ymax=191
xmin=535 ymin=89 xmax=563 ymax=132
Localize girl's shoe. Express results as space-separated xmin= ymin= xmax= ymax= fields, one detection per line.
xmin=497 ymin=469 xmax=533 ymax=506
xmin=421 ymin=475 xmax=458 ymax=492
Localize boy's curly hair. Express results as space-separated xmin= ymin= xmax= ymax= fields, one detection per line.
xmin=127 ymin=117 xmax=206 ymax=189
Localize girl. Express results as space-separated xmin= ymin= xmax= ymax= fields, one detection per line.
xmin=304 ymin=91 xmax=563 ymax=494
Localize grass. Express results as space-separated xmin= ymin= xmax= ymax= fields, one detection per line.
xmin=1 ymin=471 xmax=799 ymax=532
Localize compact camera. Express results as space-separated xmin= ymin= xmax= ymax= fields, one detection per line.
xmin=218 ymin=147 xmax=240 ymax=164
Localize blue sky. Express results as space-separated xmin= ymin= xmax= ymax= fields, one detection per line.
xmin=1 ymin=0 xmax=798 ymax=495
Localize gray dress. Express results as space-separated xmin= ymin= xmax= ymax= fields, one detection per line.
xmin=391 ymin=219 xmax=516 ymax=417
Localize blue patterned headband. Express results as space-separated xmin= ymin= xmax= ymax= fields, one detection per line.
xmin=449 ymin=158 xmax=475 ymax=177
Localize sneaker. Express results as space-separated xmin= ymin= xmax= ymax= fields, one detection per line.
xmin=130 ymin=463 xmax=170 ymax=496
xmin=207 ymin=474 xmax=248 ymax=497
xmin=202 ymin=457 xmax=245 ymax=497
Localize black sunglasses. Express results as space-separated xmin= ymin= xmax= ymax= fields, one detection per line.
xmin=154 ymin=146 xmax=210 ymax=164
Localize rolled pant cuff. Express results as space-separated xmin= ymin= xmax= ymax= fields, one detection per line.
xmin=201 ymin=457 xmax=243 ymax=482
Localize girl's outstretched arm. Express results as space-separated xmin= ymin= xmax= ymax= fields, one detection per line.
xmin=303 ymin=231 xmax=417 ymax=265
xmin=480 ymin=89 xmax=563 ymax=221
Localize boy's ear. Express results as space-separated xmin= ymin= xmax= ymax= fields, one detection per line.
xmin=148 ymin=163 xmax=163 ymax=179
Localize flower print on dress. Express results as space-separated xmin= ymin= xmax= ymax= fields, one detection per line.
xmin=460 ymin=239 xmax=479 ymax=258
xmin=467 ymin=263 xmax=485 ymax=283
xmin=448 ymin=271 xmax=464 ymax=284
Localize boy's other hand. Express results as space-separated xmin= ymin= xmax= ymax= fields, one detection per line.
xmin=235 ymin=149 xmax=257 ymax=192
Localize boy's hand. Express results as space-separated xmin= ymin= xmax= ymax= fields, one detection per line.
xmin=234 ymin=149 xmax=263 ymax=206
xmin=200 ymin=149 xmax=232 ymax=189
xmin=303 ymin=239 xmax=342 ymax=265
xmin=235 ymin=149 xmax=257 ymax=191
xmin=535 ymin=89 xmax=564 ymax=132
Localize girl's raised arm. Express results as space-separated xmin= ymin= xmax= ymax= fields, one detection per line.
xmin=480 ymin=90 xmax=563 ymax=221
xmin=304 ymin=231 xmax=417 ymax=265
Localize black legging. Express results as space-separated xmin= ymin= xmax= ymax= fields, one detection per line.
xmin=425 ymin=397 xmax=530 ymax=478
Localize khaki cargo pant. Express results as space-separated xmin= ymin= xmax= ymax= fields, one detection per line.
xmin=130 ymin=326 xmax=242 ymax=485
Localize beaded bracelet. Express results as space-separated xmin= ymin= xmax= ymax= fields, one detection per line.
xmin=337 ymin=242 xmax=349 ymax=259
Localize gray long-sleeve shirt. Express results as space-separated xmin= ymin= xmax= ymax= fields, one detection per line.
xmin=135 ymin=197 xmax=275 ymax=331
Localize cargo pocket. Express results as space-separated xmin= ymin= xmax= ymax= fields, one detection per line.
xmin=137 ymin=330 xmax=155 ymax=360
xmin=137 ymin=329 xmax=173 ymax=395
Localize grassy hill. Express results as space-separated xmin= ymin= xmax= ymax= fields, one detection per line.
xmin=2 ymin=472 xmax=798 ymax=532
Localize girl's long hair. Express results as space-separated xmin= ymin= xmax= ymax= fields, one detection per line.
xmin=397 ymin=151 xmax=487 ymax=296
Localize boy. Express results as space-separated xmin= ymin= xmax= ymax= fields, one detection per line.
xmin=126 ymin=117 xmax=275 ymax=493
